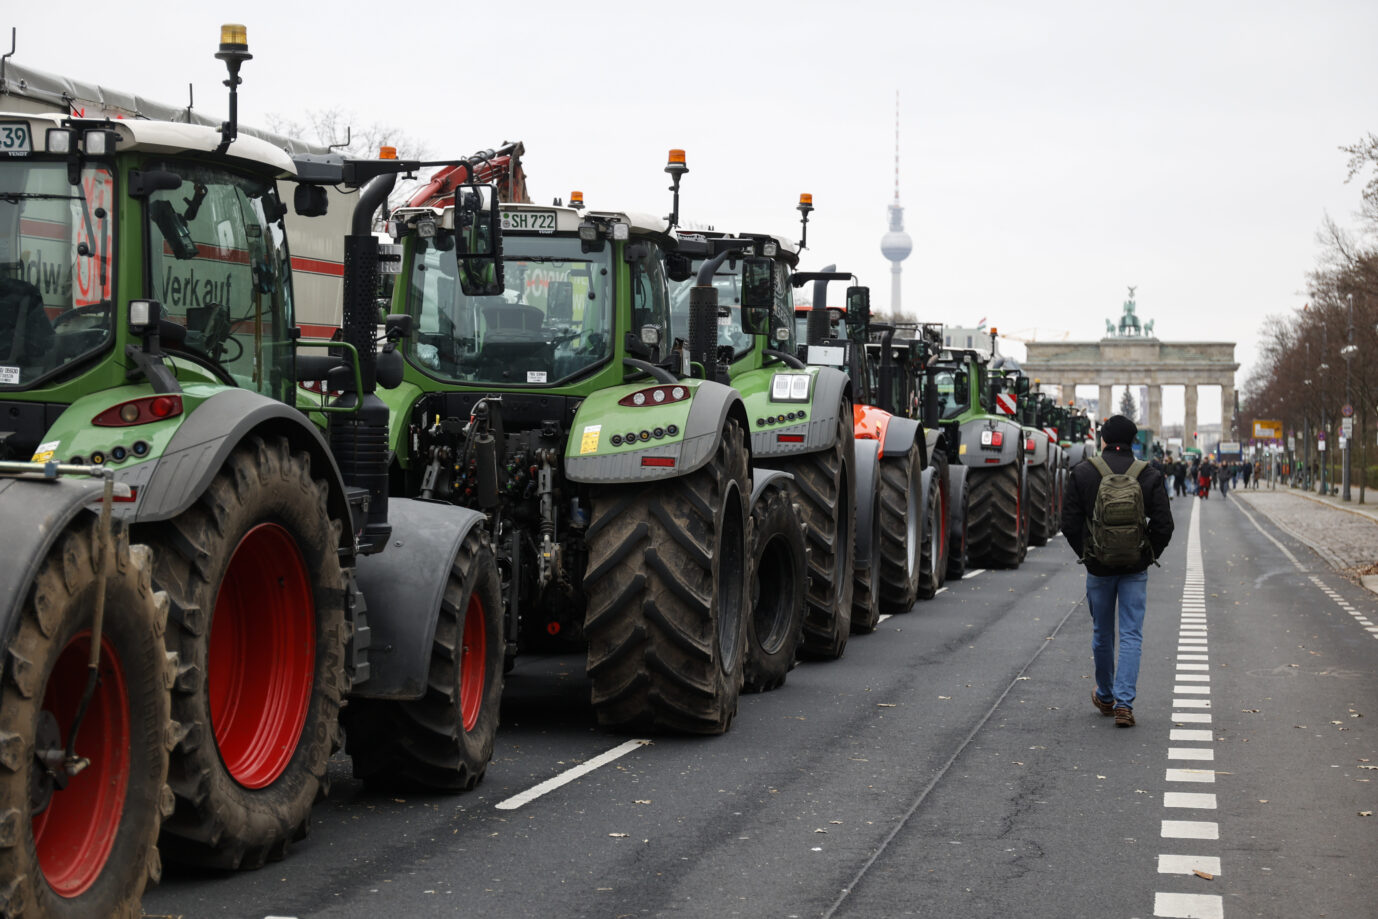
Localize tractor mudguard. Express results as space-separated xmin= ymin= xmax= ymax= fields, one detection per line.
xmin=954 ymin=417 xmax=1023 ymax=467
xmin=919 ymin=464 xmax=934 ymax=549
xmin=1022 ymin=427 xmax=1050 ymax=467
xmin=565 ymin=380 xmax=747 ymax=485
xmin=947 ymin=462 xmax=969 ymax=546
xmin=852 ymin=439 xmax=881 ymax=568
xmin=348 ymin=497 xmax=489 ymax=699
xmin=880 ymin=415 xmax=925 ymax=466
xmin=750 ymin=467 xmax=794 ymax=508
xmin=115 ymin=389 xmax=353 ymax=551
xmin=749 ymin=365 xmax=850 ymax=457
xmin=1065 ymin=443 xmax=1087 ymax=467
xmin=0 ymin=477 xmax=107 ymax=651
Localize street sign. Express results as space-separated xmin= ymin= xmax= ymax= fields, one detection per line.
xmin=1339 ymin=437 xmax=1348 ymax=449
xmin=1319 ymin=437 xmax=1327 ymax=452
xmin=1342 ymin=417 xmax=1354 ymax=437
xmin=1288 ymin=435 xmax=1296 ymax=451
xmin=1342 ymin=403 xmax=1354 ymax=418
xmin=1253 ymin=419 xmax=1283 ymax=439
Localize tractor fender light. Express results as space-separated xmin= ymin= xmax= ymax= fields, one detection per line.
xmin=618 ymin=385 xmax=690 ymax=408
xmin=93 ymin=395 xmax=184 ymax=427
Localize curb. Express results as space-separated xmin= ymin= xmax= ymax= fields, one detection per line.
xmin=1363 ymin=575 xmax=1378 ymax=597
xmin=1279 ymin=488 xmax=1378 ymax=525
xmin=1232 ymin=492 xmax=1363 ymax=581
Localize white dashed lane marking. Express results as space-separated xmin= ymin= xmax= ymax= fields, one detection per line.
xmin=1154 ymin=498 xmax=1224 ymax=919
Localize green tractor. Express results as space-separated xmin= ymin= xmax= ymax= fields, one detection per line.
xmin=666 ymin=220 xmax=855 ymax=684
xmin=0 ymin=27 xmax=509 ymax=914
xmin=992 ymin=368 xmax=1065 ymax=548
xmin=917 ymin=328 xmax=1029 ymax=570
xmin=380 ymin=185 xmax=761 ymax=733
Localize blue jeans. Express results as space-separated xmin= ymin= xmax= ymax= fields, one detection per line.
xmin=1086 ymin=570 xmax=1148 ymax=710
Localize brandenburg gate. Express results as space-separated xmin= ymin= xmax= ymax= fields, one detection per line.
xmin=1023 ymin=289 xmax=1240 ymax=443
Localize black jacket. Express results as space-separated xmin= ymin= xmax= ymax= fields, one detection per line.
xmin=1061 ymin=444 xmax=1174 ymax=575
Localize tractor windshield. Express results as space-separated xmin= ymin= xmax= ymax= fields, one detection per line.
xmin=669 ymin=259 xmax=795 ymax=360
xmin=669 ymin=268 xmax=751 ymax=358
xmin=406 ymin=235 xmax=614 ymax=386
xmin=144 ymin=161 xmax=297 ymax=402
xmin=0 ymin=160 xmax=115 ymax=389
xmin=931 ymin=367 xmax=970 ymax=420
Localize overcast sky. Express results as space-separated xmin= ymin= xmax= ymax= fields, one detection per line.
xmin=6 ymin=2 xmax=1375 ymax=426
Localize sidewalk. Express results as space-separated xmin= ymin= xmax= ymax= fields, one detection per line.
xmin=1233 ymin=484 xmax=1378 ymax=594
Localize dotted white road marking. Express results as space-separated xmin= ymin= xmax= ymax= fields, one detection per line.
xmin=1155 ymin=499 xmax=1226 ymax=918
xmin=1157 ymin=854 xmax=1222 ymax=875
xmin=962 ymin=568 xmax=986 ymax=579
xmin=495 ymin=739 xmax=650 ymax=810
xmin=1154 ymin=891 xmax=1224 ymax=919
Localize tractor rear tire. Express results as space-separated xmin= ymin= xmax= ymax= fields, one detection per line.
xmin=850 ymin=474 xmax=882 ymax=634
xmin=583 ymin=421 xmax=749 ymax=734
xmin=1028 ymin=464 xmax=1052 ymax=547
xmin=343 ymin=528 xmax=504 ymax=790
xmin=742 ymin=487 xmax=806 ymax=693
xmin=877 ymin=444 xmax=922 ymax=614
xmin=917 ymin=472 xmax=944 ymax=601
xmin=967 ymin=463 xmax=1023 ymax=569
xmin=945 ymin=475 xmax=970 ymax=581
xmin=0 ymin=519 xmax=172 ymax=919
xmin=145 ymin=435 xmax=347 ymax=870
xmin=774 ymin=411 xmax=854 ymax=660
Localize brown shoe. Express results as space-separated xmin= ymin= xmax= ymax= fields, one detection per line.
xmin=1092 ymin=691 xmax=1115 ymax=716
xmin=1114 ymin=707 xmax=1135 ymax=727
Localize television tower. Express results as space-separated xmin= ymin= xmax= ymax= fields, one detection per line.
xmin=879 ymin=90 xmax=912 ymax=314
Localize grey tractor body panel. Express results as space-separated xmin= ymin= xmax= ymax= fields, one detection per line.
xmin=918 ymin=464 xmax=934 ymax=552
xmin=750 ymin=366 xmax=851 ymax=458
xmin=565 ymin=382 xmax=746 ymax=485
xmin=852 ymin=438 xmax=881 ymax=568
xmin=349 ymin=497 xmax=489 ymax=699
xmin=0 ymin=476 xmax=107 ymax=651
xmin=115 ymin=389 xmax=353 ymax=551
xmin=1022 ymin=427 xmax=1050 ymax=467
xmin=955 ymin=416 xmax=1023 ymax=468
xmin=880 ymin=415 xmax=925 ymax=466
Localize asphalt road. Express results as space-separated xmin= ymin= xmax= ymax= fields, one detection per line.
xmin=143 ymin=494 xmax=1377 ymax=919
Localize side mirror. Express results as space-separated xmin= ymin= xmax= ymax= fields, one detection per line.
xmin=664 ymin=252 xmax=694 ymax=283
xmin=844 ymin=285 xmax=870 ymax=338
xmin=149 ymin=200 xmax=200 ymax=260
xmin=384 ymin=313 xmax=414 ymax=341
xmin=953 ymin=370 xmax=968 ymax=398
xmin=740 ymin=256 xmax=773 ymax=335
xmin=548 ymin=280 xmax=574 ymax=322
xmin=453 ymin=183 xmax=504 ymax=297
xmin=293 ymin=184 xmax=329 ymax=217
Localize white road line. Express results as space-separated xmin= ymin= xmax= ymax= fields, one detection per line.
xmin=1177 ymin=655 xmax=1210 ymax=661
xmin=1173 ymin=685 xmax=1212 ymax=695
xmin=1154 ymin=892 xmax=1224 ymax=919
xmin=1232 ymin=497 xmax=1306 ymax=570
xmin=1176 ymin=663 xmax=1210 ymax=670
xmin=878 ymin=614 xmax=893 ymax=623
xmin=1164 ymin=792 xmax=1218 ymax=809
xmin=1168 ymin=747 xmax=1215 ymax=761
xmin=494 ymin=740 xmax=650 ymax=810
xmin=934 ymin=586 xmax=948 ymax=596
xmin=1172 ymin=713 xmax=1212 ymax=723
xmin=1170 ymin=729 xmax=1214 ymax=742
xmin=1158 ymin=854 xmax=1222 ymax=875
xmin=1165 ymin=768 xmax=1215 ymax=783
xmin=1161 ymin=820 xmax=1220 ymax=839
xmin=962 ymin=568 xmax=986 ymax=579
xmin=1172 ymin=698 xmax=1211 ymax=708
xmin=1175 ymin=674 xmax=1211 ymax=682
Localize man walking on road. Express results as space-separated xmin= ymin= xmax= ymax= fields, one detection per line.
xmin=1061 ymin=415 xmax=1175 ymax=727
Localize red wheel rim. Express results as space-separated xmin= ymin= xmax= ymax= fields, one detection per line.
xmin=33 ymin=631 xmax=129 ymax=897
xmin=459 ymin=593 xmax=486 ymax=732
xmin=209 ymin=523 xmax=314 ymax=789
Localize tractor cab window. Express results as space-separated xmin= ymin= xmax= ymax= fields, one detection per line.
xmin=0 ymin=160 xmax=115 ymax=389
xmin=932 ymin=367 xmax=970 ymax=420
xmin=407 ymin=234 xmax=613 ymax=386
xmin=144 ymin=161 xmax=295 ymax=402
xmin=629 ymin=243 xmax=671 ymax=358
xmin=771 ymin=261 xmax=795 ymax=353
xmin=668 ymin=260 xmax=753 ymax=359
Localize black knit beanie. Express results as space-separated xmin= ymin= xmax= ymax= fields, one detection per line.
xmin=1100 ymin=414 xmax=1137 ymax=446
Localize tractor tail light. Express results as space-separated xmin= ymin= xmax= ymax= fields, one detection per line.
xmin=92 ymin=395 xmax=184 ymax=427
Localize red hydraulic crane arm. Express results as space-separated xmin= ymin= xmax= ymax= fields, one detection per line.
xmin=406 ymin=141 xmax=530 ymax=207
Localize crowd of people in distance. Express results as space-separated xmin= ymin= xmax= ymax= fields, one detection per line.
xmin=1151 ymin=453 xmax=1262 ymax=501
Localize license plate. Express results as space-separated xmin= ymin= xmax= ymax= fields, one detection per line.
xmin=501 ymin=210 xmax=557 ymax=233
xmin=0 ymin=122 xmax=33 ymax=156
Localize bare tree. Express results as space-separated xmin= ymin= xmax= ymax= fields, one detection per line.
xmin=264 ymin=108 xmax=430 ymax=160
